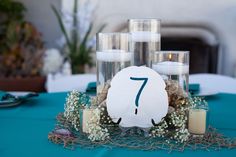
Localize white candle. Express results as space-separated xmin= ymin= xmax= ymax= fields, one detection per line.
xmin=188 ymin=109 xmax=207 ymax=135
xmin=152 ymin=61 xmax=189 ymax=75
xmin=96 ymin=50 xmax=133 ymax=62
xmin=131 ymin=31 xmax=160 ymax=42
xmin=82 ymin=108 xmax=100 ymax=133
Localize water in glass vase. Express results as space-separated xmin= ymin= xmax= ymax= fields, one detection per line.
xmin=96 ymin=51 xmax=133 ymax=94
xmin=131 ymin=32 xmax=160 ymax=67
xmin=163 ymin=74 xmax=189 ymax=94
xmin=152 ymin=61 xmax=189 ymax=94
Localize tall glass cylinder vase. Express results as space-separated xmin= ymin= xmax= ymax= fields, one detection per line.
xmin=96 ymin=33 xmax=133 ymax=99
xmin=151 ymin=51 xmax=189 ymax=98
xmin=128 ymin=19 xmax=161 ymax=67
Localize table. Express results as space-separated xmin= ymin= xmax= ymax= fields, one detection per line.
xmin=0 ymin=92 xmax=236 ymax=157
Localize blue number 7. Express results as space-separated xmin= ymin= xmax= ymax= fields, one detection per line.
xmin=130 ymin=77 xmax=148 ymax=115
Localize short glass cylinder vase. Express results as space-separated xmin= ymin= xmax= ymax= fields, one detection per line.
xmin=96 ymin=33 xmax=133 ymax=96
xmin=188 ymin=100 xmax=209 ymax=136
xmin=128 ymin=19 xmax=161 ymax=67
xmin=151 ymin=51 xmax=189 ymax=96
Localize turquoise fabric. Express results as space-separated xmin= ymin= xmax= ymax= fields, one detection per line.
xmin=0 ymin=92 xmax=236 ymax=157
xmin=189 ymin=83 xmax=200 ymax=94
xmin=0 ymin=91 xmax=6 ymax=100
xmin=86 ymin=82 xmax=96 ymax=94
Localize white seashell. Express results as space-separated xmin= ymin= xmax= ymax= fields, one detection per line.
xmin=54 ymin=128 xmax=71 ymax=136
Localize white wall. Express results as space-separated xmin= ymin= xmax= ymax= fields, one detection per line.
xmin=17 ymin=0 xmax=61 ymax=48
xmin=18 ymin=0 xmax=236 ymax=76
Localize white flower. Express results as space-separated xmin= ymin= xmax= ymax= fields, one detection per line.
xmin=173 ymin=126 xmax=190 ymax=143
xmin=86 ymin=36 xmax=96 ymax=48
xmin=86 ymin=108 xmax=110 ymax=142
xmin=62 ymin=61 xmax=72 ymax=76
xmin=60 ymin=0 xmax=96 ymax=42
xmin=64 ymin=90 xmax=82 ymax=131
xmin=43 ymin=48 xmax=64 ymax=75
xmin=150 ymin=119 xmax=168 ymax=137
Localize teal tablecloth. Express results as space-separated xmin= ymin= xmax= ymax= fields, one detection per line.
xmin=0 ymin=92 xmax=236 ymax=157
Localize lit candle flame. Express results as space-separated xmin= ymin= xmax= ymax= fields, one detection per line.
xmin=168 ymin=53 xmax=172 ymax=61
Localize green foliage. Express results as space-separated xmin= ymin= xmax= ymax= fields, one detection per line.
xmin=52 ymin=0 xmax=105 ymax=73
xmin=0 ymin=0 xmax=25 ymax=42
xmin=0 ymin=0 xmax=25 ymax=20
xmin=0 ymin=0 xmax=44 ymax=77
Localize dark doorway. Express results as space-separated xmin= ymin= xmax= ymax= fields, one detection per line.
xmin=161 ymin=37 xmax=219 ymax=74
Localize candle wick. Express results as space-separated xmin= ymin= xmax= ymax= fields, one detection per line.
xmin=135 ymin=108 xmax=138 ymax=115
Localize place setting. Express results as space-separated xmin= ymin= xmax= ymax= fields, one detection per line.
xmin=0 ymin=91 xmax=39 ymax=108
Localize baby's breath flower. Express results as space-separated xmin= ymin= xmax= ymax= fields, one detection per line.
xmin=86 ymin=108 xmax=110 ymax=141
xmin=150 ymin=119 xmax=168 ymax=137
xmin=64 ymin=90 xmax=91 ymax=131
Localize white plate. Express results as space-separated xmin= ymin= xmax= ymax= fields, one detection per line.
xmin=195 ymin=88 xmax=219 ymax=97
xmin=8 ymin=91 xmax=32 ymax=97
xmin=0 ymin=100 xmax=22 ymax=108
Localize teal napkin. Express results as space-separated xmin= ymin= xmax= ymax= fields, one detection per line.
xmin=189 ymin=84 xmax=200 ymax=95
xmin=86 ymin=82 xmax=96 ymax=95
xmin=0 ymin=91 xmax=16 ymax=102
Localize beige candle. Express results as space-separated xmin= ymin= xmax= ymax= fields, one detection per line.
xmin=188 ymin=109 xmax=207 ymax=135
xmin=82 ymin=108 xmax=100 ymax=133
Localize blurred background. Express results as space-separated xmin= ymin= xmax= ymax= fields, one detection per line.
xmin=1 ymin=0 xmax=236 ymax=92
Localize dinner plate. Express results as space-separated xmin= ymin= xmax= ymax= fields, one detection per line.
xmin=0 ymin=99 xmax=22 ymax=108
xmin=9 ymin=91 xmax=33 ymax=97
xmin=194 ymin=88 xmax=219 ymax=97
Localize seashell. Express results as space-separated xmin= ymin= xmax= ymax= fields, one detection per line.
xmin=96 ymin=82 xmax=111 ymax=104
xmin=168 ymin=106 xmax=175 ymax=114
xmin=165 ymin=80 xmax=187 ymax=108
xmin=54 ymin=128 xmax=71 ymax=136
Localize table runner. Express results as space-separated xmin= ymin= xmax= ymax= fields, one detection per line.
xmin=0 ymin=92 xmax=236 ymax=157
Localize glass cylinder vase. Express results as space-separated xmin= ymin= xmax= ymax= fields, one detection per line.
xmin=128 ymin=19 xmax=161 ymax=67
xmin=96 ymin=33 xmax=133 ymax=96
xmin=151 ymin=51 xmax=189 ymax=96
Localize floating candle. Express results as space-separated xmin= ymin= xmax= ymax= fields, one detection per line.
xmin=131 ymin=31 xmax=160 ymax=42
xmin=152 ymin=61 xmax=189 ymax=75
xmin=96 ymin=50 xmax=133 ymax=62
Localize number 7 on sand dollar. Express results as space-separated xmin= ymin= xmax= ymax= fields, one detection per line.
xmin=130 ymin=77 xmax=148 ymax=115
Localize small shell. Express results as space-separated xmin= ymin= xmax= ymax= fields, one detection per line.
xmin=54 ymin=128 xmax=71 ymax=136
xmin=165 ymin=80 xmax=187 ymax=108
xmin=168 ymin=106 xmax=175 ymax=114
xmin=97 ymin=82 xmax=111 ymax=104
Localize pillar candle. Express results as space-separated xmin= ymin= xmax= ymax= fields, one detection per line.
xmin=188 ymin=109 xmax=207 ymax=135
xmin=81 ymin=108 xmax=100 ymax=133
